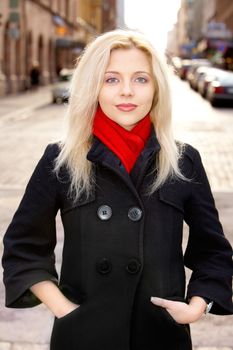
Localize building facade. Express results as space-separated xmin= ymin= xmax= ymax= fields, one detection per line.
xmin=167 ymin=0 xmax=233 ymax=69
xmin=0 ymin=0 xmax=118 ymax=97
xmin=215 ymin=0 xmax=233 ymax=33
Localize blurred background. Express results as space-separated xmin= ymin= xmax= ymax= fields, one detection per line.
xmin=0 ymin=1 xmax=233 ymax=349
xmin=0 ymin=0 xmax=233 ymax=96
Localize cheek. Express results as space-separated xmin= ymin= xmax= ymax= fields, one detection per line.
xmin=98 ymin=88 xmax=115 ymax=105
xmin=139 ymin=91 xmax=154 ymax=107
xmin=98 ymin=89 xmax=105 ymax=104
xmin=137 ymin=85 xmax=154 ymax=101
xmin=98 ymin=90 xmax=115 ymax=115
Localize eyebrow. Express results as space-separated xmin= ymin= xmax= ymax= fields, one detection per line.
xmin=105 ymin=71 xmax=151 ymax=76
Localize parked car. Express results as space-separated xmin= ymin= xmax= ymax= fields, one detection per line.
xmin=206 ymin=71 xmax=233 ymax=106
xmin=52 ymin=68 xmax=74 ymax=104
xmin=178 ymin=59 xmax=193 ymax=80
xmin=197 ymin=68 xmax=228 ymax=97
xmin=190 ymin=65 xmax=213 ymax=90
xmin=186 ymin=59 xmax=212 ymax=87
xmin=170 ymin=56 xmax=182 ymax=74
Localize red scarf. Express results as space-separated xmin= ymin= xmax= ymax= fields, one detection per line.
xmin=93 ymin=107 xmax=151 ymax=173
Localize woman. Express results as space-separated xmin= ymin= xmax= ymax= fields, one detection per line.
xmin=2 ymin=30 xmax=233 ymax=350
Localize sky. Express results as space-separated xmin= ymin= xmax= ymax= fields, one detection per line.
xmin=124 ymin=0 xmax=181 ymax=53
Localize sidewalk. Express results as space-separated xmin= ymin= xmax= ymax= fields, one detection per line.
xmin=0 ymin=85 xmax=53 ymax=122
xmin=0 ymin=345 xmax=232 ymax=350
xmin=0 ymin=86 xmax=57 ymax=350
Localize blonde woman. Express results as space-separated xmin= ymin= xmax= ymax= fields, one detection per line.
xmin=2 ymin=30 xmax=233 ymax=350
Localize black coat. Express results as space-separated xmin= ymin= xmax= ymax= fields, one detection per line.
xmin=2 ymin=131 xmax=233 ymax=350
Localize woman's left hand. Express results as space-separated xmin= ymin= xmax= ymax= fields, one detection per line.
xmin=151 ymin=296 xmax=207 ymax=324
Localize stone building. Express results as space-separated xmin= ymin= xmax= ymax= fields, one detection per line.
xmin=76 ymin=0 xmax=116 ymax=41
xmin=200 ymin=0 xmax=233 ymax=69
xmin=0 ymin=0 xmax=119 ymax=96
xmin=214 ymin=0 xmax=233 ymax=33
xmin=167 ymin=0 xmax=233 ymax=66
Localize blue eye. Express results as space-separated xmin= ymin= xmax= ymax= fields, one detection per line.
xmin=135 ymin=77 xmax=148 ymax=83
xmin=105 ymin=77 xmax=119 ymax=84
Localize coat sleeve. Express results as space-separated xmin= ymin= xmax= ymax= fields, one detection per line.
xmin=183 ymin=146 xmax=233 ymax=315
xmin=2 ymin=144 xmax=60 ymax=308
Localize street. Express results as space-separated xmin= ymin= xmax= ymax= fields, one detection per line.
xmin=0 ymin=74 xmax=233 ymax=349
xmin=172 ymin=75 xmax=233 ymax=191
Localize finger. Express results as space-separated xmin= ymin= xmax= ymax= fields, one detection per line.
xmin=151 ymin=297 xmax=173 ymax=308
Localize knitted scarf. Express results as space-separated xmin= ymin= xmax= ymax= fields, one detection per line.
xmin=93 ymin=107 xmax=151 ymax=173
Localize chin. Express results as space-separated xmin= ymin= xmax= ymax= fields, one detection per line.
xmin=121 ymin=123 xmax=137 ymax=131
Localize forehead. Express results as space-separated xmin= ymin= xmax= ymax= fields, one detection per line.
xmin=106 ymin=48 xmax=151 ymax=72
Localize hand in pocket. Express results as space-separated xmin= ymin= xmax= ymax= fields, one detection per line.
xmin=57 ymin=303 xmax=80 ymax=319
xmin=151 ymin=296 xmax=206 ymax=324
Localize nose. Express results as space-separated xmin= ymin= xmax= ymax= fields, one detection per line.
xmin=120 ymin=80 xmax=134 ymax=96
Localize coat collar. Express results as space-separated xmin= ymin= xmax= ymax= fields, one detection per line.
xmin=87 ymin=128 xmax=161 ymax=197
xmin=87 ymin=128 xmax=160 ymax=165
xmin=130 ymin=128 xmax=161 ymax=188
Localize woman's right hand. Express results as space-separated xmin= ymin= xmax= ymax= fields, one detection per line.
xmin=30 ymin=280 xmax=79 ymax=319
xmin=56 ymin=301 xmax=79 ymax=319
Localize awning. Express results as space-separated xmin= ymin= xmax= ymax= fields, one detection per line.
xmin=53 ymin=15 xmax=65 ymax=26
xmin=55 ymin=38 xmax=86 ymax=49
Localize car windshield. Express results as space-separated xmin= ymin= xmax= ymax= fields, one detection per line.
xmin=58 ymin=69 xmax=74 ymax=82
xmin=206 ymin=69 xmax=228 ymax=79
xmin=219 ymin=74 xmax=233 ymax=84
xmin=182 ymin=60 xmax=191 ymax=65
xmin=59 ymin=74 xmax=72 ymax=82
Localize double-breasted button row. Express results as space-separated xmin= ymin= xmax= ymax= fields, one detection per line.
xmin=96 ymin=258 xmax=112 ymax=274
xmin=128 ymin=207 xmax=142 ymax=221
xmin=97 ymin=205 xmax=112 ymax=221
xmin=96 ymin=258 xmax=141 ymax=275
xmin=97 ymin=205 xmax=142 ymax=222
xmin=126 ymin=258 xmax=142 ymax=274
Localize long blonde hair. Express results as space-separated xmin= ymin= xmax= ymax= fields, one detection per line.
xmin=54 ymin=29 xmax=184 ymax=201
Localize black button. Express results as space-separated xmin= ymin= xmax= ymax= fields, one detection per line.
xmin=126 ymin=259 xmax=141 ymax=274
xmin=96 ymin=258 xmax=112 ymax=274
xmin=97 ymin=205 xmax=112 ymax=220
xmin=128 ymin=207 xmax=142 ymax=221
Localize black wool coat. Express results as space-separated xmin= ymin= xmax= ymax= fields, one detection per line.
xmin=2 ymin=131 xmax=233 ymax=350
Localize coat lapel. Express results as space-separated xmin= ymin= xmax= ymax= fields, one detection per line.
xmin=87 ymin=129 xmax=161 ymax=199
xmin=130 ymin=130 xmax=161 ymax=189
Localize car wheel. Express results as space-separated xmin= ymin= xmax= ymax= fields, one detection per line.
xmin=210 ymin=98 xmax=219 ymax=107
xmin=202 ymin=90 xmax=207 ymax=98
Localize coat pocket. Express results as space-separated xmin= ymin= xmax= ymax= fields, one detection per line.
xmin=160 ymin=295 xmax=188 ymax=326
xmin=152 ymin=295 xmax=187 ymax=327
xmin=50 ymin=299 xmax=128 ymax=350
xmin=55 ymin=304 xmax=81 ymax=322
xmin=151 ymin=295 xmax=191 ymax=345
xmin=50 ymin=303 xmax=85 ymax=349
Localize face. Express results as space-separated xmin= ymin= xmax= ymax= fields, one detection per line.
xmin=98 ymin=48 xmax=155 ymax=130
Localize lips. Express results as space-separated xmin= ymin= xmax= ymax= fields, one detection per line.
xmin=116 ymin=103 xmax=137 ymax=112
